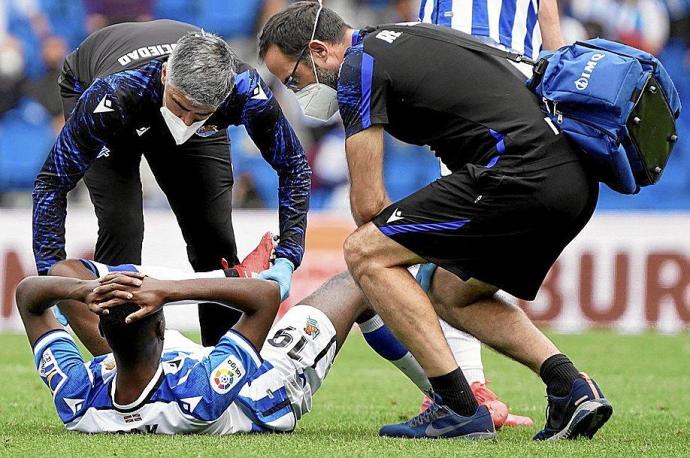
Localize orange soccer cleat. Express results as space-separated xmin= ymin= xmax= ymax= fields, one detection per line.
xmin=221 ymin=232 xmax=275 ymax=278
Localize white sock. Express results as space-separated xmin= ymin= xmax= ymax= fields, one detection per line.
xmin=359 ymin=315 xmax=431 ymax=392
xmin=134 ymin=265 xmax=226 ymax=280
xmin=133 ymin=265 xmax=226 ymax=306
xmin=440 ymin=319 xmax=485 ymax=384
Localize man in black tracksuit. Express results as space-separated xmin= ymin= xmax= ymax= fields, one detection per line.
xmin=33 ymin=20 xmax=311 ymax=345
xmin=260 ymin=3 xmax=611 ymax=441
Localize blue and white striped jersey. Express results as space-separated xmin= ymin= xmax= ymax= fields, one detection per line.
xmin=36 ymin=260 xmax=339 ymax=435
xmin=419 ymin=0 xmax=543 ymax=59
xmin=33 ymin=327 xmax=298 ymax=434
xmin=33 ymin=261 xmax=298 ymax=434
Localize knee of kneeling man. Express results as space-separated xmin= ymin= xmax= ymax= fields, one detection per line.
xmin=343 ymin=230 xmax=370 ymax=271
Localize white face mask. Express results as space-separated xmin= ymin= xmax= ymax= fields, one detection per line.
xmin=159 ymin=102 xmax=208 ymax=145
xmin=294 ymin=0 xmax=339 ymax=123
xmin=296 ymin=82 xmax=338 ymax=122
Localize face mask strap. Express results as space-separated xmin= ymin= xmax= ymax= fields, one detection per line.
xmin=308 ymin=1 xmax=324 ymax=85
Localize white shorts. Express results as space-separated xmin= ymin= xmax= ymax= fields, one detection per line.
xmin=259 ymin=305 xmax=337 ymax=420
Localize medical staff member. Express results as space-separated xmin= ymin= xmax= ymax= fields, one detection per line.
xmin=32 ymin=20 xmax=311 ymax=346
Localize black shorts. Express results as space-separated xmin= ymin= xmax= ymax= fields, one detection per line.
xmin=373 ymin=142 xmax=599 ymax=300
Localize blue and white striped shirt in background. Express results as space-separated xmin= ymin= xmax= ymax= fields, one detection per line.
xmin=419 ymin=0 xmax=543 ymax=60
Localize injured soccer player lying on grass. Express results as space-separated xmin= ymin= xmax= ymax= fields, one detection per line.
xmin=18 ymin=258 xmax=372 ymax=434
xmin=17 ymin=237 xmax=529 ymax=436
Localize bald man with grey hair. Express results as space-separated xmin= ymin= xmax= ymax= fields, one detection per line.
xmin=34 ymin=20 xmax=311 ymax=347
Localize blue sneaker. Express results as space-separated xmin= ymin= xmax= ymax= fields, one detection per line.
xmin=380 ymin=395 xmax=496 ymax=439
xmin=534 ymin=373 xmax=613 ymax=441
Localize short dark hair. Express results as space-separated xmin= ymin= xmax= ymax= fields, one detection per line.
xmin=99 ymin=303 xmax=164 ymax=360
xmin=258 ymin=1 xmax=349 ymax=60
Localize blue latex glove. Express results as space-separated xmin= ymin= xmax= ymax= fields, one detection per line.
xmin=258 ymin=258 xmax=295 ymax=301
xmin=415 ymin=263 xmax=438 ymax=293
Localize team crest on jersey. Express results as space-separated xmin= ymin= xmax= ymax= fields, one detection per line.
xmin=304 ymin=317 xmax=320 ymax=339
xmin=102 ymin=354 xmax=117 ymax=372
xmin=195 ymin=125 xmax=219 ymax=138
xmin=210 ymin=355 xmax=244 ymax=394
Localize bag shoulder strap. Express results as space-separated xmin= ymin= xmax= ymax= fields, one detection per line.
xmin=375 ymin=23 xmax=536 ymax=66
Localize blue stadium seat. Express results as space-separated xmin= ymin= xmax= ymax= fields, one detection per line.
xmin=227 ymin=126 xmax=279 ymax=207
xmin=7 ymin=8 xmax=43 ymax=79
xmin=0 ymin=99 xmax=54 ymax=192
xmin=154 ymin=0 xmax=263 ymax=39
xmin=39 ymin=0 xmax=87 ymax=49
xmin=154 ymin=0 xmax=201 ymax=25
xmin=384 ymin=135 xmax=439 ymax=201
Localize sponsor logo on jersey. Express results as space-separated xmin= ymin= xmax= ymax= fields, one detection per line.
xmin=136 ymin=126 xmax=151 ymax=136
xmin=304 ymin=317 xmax=321 ymax=339
xmin=210 ymin=355 xmax=244 ymax=394
xmin=195 ymin=125 xmax=219 ymax=138
xmin=386 ymin=208 xmax=404 ymax=223
xmin=117 ymin=43 xmax=178 ymax=66
xmin=114 ymin=424 xmax=158 ymax=434
xmin=251 ymin=84 xmax=268 ymax=100
xmin=94 ymin=96 xmax=115 ymax=113
xmin=97 ymin=146 xmax=110 ymax=159
xmin=575 ymin=53 xmax=605 ymax=91
xmin=101 ymin=354 xmax=116 ymax=371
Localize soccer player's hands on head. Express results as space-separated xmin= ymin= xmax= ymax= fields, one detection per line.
xmin=87 ymin=272 xmax=166 ymax=323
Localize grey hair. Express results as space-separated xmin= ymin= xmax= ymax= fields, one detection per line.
xmin=167 ymin=31 xmax=237 ymax=108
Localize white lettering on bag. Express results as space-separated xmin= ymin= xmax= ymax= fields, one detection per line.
xmin=575 ymin=53 xmax=606 ymax=91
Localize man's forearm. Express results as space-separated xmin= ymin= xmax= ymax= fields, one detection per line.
xmin=16 ymin=276 xmax=90 ymax=316
xmin=539 ymin=0 xmax=565 ymax=50
xmin=33 ymin=184 xmax=69 ymax=275
xmin=275 ymin=172 xmax=310 ymax=267
xmin=346 ymin=126 xmax=388 ymax=227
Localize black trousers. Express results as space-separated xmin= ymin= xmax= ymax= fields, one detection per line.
xmin=61 ymin=80 xmax=242 ymax=346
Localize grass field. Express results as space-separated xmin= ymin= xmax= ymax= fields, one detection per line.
xmin=1 ymin=330 xmax=689 ymax=457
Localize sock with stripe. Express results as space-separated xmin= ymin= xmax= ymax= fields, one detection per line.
xmin=357 ymin=311 xmax=431 ymax=392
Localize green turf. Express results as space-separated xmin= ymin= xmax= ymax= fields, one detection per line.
xmin=1 ymin=330 xmax=688 ymax=457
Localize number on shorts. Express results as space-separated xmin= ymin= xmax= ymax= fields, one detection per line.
xmin=268 ymin=326 xmax=307 ymax=361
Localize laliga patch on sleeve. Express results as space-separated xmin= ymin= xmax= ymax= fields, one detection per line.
xmin=210 ymin=355 xmax=245 ymax=394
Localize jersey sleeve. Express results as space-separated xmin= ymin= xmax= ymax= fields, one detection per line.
xmin=337 ymin=43 xmax=390 ymax=139
xmin=33 ymin=80 xmax=126 ymax=275
xmin=78 ymin=259 xmax=140 ymax=277
xmin=233 ymin=68 xmax=311 ymax=268
xmin=174 ymin=329 xmax=262 ymax=421
xmin=33 ymin=330 xmax=93 ymax=424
